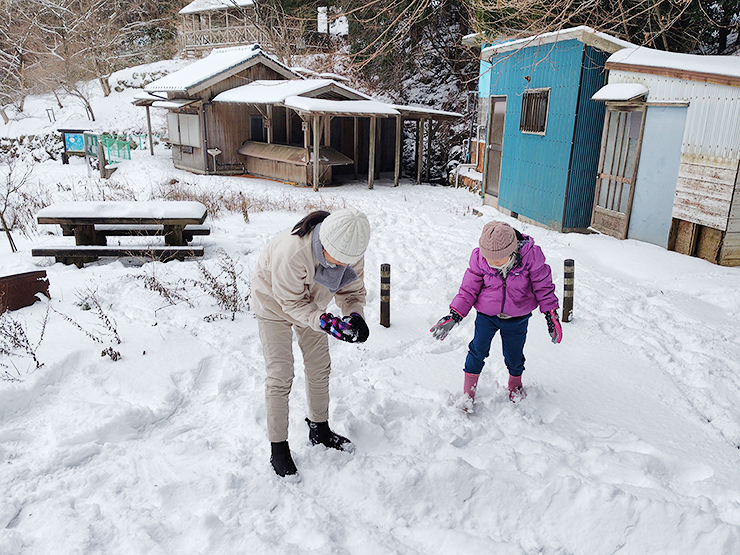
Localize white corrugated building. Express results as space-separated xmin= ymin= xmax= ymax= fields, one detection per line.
xmin=590 ymin=47 xmax=740 ymax=266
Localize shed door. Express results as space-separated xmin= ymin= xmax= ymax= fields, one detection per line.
xmin=627 ymin=105 xmax=687 ymax=247
xmin=591 ymin=104 xmax=646 ymax=239
xmin=483 ymin=96 xmax=506 ymax=198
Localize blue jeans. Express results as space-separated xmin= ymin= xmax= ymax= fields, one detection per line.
xmin=464 ymin=312 xmax=531 ymax=377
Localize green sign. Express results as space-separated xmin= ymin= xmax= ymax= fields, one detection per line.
xmin=84 ymin=132 xmax=99 ymax=158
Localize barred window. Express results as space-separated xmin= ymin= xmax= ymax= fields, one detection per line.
xmin=520 ymin=88 xmax=550 ymax=134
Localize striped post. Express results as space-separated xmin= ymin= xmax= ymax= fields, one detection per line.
xmin=563 ymin=259 xmax=574 ymax=323
xmin=380 ymin=264 xmax=391 ymax=327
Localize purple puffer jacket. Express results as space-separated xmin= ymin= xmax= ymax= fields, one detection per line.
xmin=450 ymin=233 xmax=559 ymax=319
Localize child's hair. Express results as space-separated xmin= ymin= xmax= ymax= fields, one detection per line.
xmin=292 ymin=210 xmax=330 ymax=237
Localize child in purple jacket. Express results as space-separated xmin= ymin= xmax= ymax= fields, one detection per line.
xmin=431 ymin=221 xmax=562 ymax=403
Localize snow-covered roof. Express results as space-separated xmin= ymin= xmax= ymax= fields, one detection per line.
xmin=462 ymin=32 xmax=481 ymax=47
xmin=212 ymin=79 xmax=460 ymax=119
xmin=284 ymin=97 xmax=399 ymax=116
xmin=132 ymin=91 xmax=166 ymax=102
xmin=144 ymin=45 xmax=299 ymax=95
xmin=212 ymin=79 xmax=371 ymax=104
xmin=36 ymin=201 xmax=207 ymax=220
xmin=391 ymin=104 xmax=462 ymax=119
xmin=290 ymin=68 xmax=350 ymax=82
xmin=607 ymin=47 xmax=740 ymax=86
xmin=591 ymin=83 xmax=649 ymax=101
xmin=481 ymin=26 xmax=634 ymax=60
xmin=152 ymin=99 xmax=198 ymax=109
xmin=179 ymin=0 xmax=254 ymax=15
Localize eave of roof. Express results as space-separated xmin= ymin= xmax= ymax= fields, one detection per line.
xmin=212 ymin=78 xmax=371 ymax=105
xmin=390 ymin=105 xmax=462 ymax=120
xmin=591 ymin=83 xmax=649 ymax=101
xmin=606 ymin=47 xmax=740 ymax=88
xmin=179 ymin=0 xmax=254 ymax=15
xmin=284 ymin=97 xmax=400 ymax=117
xmin=481 ymin=26 xmax=634 ymax=61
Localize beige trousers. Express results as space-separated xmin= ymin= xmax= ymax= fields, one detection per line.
xmin=257 ymin=316 xmax=332 ymax=443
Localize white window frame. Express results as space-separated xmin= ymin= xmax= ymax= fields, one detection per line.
xmin=520 ymin=88 xmax=550 ymax=136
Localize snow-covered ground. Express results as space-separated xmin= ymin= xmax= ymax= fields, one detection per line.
xmin=2 ymin=63 xmax=740 ymax=555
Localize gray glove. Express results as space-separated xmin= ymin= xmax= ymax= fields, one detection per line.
xmin=430 ymin=309 xmax=463 ymax=341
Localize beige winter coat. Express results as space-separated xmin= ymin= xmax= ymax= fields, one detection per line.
xmin=251 ymin=228 xmax=366 ymax=330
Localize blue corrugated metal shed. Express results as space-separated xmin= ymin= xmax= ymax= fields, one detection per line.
xmin=478 ymin=27 xmax=632 ymax=231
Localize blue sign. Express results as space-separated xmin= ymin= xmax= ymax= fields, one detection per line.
xmin=64 ymin=133 xmax=85 ymax=153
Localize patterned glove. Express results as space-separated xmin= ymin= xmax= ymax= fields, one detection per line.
xmin=430 ymin=309 xmax=463 ymax=341
xmin=342 ymin=312 xmax=370 ymax=343
xmin=319 ymin=312 xmax=354 ymax=342
xmin=544 ymin=309 xmax=563 ymax=344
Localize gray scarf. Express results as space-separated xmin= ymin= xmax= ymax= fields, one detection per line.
xmin=312 ymin=223 xmax=358 ymax=293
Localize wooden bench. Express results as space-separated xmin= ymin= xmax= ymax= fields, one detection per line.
xmin=94 ymin=224 xmax=211 ymax=242
xmin=32 ymin=245 xmax=204 ymax=265
xmin=33 ymin=201 xmax=209 ymax=267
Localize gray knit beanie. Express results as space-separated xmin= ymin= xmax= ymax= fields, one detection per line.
xmin=319 ymin=208 xmax=371 ymax=264
xmin=479 ymin=221 xmax=517 ymax=260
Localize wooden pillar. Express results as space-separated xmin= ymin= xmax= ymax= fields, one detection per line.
xmin=303 ymin=117 xmax=310 ymax=148
xmin=312 ymin=114 xmax=320 ymax=192
xmin=425 ymin=119 xmax=433 ymax=183
xmin=376 ymin=117 xmax=381 ymax=180
xmin=380 ymin=264 xmax=391 ymax=327
xmin=201 ymin=104 xmax=209 ymax=173
xmin=266 ymin=104 xmax=273 ymax=144
xmin=145 ymin=105 xmax=154 ymax=156
xmin=97 ymin=141 xmax=106 ymax=179
xmin=368 ymin=116 xmax=376 ymax=190
xmin=353 ymin=117 xmax=359 ymax=180
xmin=303 ymin=117 xmax=310 ymax=186
xmin=563 ymin=259 xmax=575 ymax=322
xmin=394 ymin=115 xmax=402 ymax=187
xmin=286 ymin=108 xmax=292 ymax=145
xmin=416 ymin=119 xmax=423 ymax=185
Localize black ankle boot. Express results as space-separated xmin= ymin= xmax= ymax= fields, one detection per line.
xmin=306 ymin=418 xmax=352 ymax=451
xmin=270 ymin=441 xmax=298 ymax=477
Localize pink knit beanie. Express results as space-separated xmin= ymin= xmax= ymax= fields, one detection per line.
xmin=479 ymin=221 xmax=517 ymax=260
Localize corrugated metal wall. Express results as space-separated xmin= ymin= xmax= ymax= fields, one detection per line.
xmin=487 ymin=40 xmax=586 ymax=229
xmin=607 ymin=71 xmax=740 ymax=161
xmin=563 ymin=46 xmax=609 ymax=229
xmin=609 ymin=69 xmax=740 ymax=239
xmin=608 ymin=68 xmax=740 ymax=265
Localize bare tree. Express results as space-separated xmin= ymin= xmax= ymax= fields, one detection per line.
xmin=0 ymin=0 xmax=179 ymax=112
xmin=250 ymin=1 xmax=310 ymax=66
xmin=0 ymin=155 xmax=34 ymax=253
xmin=0 ymin=0 xmax=42 ymax=113
xmin=468 ymin=0 xmax=737 ymax=54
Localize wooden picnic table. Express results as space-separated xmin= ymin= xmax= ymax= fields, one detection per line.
xmin=36 ymin=201 xmax=208 ymax=246
xmin=33 ymin=201 xmax=209 ymax=266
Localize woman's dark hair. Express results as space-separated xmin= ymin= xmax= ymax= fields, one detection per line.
xmin=292 ymin=210 xmax=330 ymax=237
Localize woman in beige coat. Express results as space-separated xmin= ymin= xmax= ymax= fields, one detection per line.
xmin=251 ymin=208 xmax=370 ymax=477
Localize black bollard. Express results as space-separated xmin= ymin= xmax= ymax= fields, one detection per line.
xmin=380 ymin=264 xmax=390 ymax=327
xmin=563 ymin=259 xmax=574 ymax=323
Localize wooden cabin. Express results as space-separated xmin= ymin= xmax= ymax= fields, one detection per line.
xmin=135 ymin=45 xmax=461 ymax=189
xmin=590 ymin=47 xmax=740 ymax=266
xmin=136 ymin=45 xmax=301 ymax=176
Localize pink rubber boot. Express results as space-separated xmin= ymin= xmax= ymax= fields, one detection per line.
xmin=464 ymin=372 xmax=479 ymax=401
xmin=508 ymin=374 xmax=525 ymax=401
